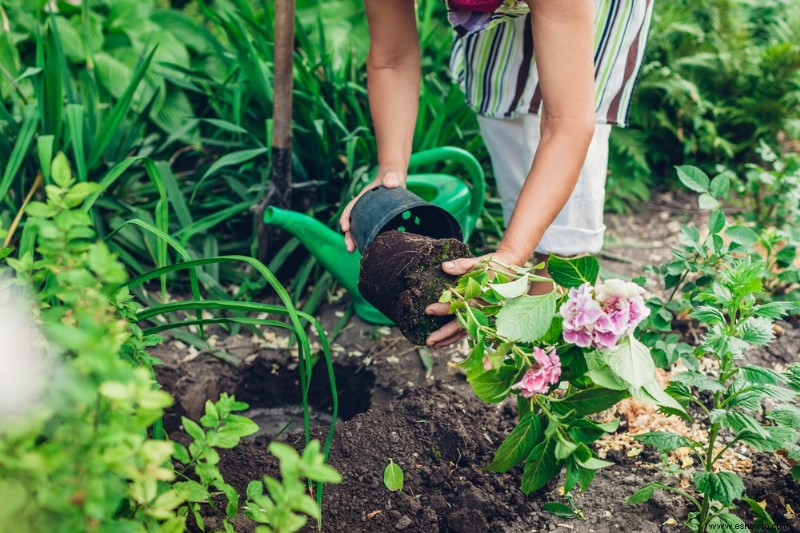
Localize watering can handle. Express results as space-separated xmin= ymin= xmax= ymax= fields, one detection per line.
xmin=408 ymin=146 xmax=486 ymax=235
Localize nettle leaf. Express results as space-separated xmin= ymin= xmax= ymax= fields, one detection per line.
xmin=676 ymin=165 xmax=710 ymax=193
xmin=693 ymin=471 xmax=744 ymax=506
xmin=739 ymin=365 xmax=787 ymax=386
xmin=547 ymin=255 xmax=599 ymax=288
xmin=689 ymin=306 xmax=725 ymax=325
xmin=721 ymin=411 xmax=769 ymax=439
xmin=634 ymin=432 xmax=695 ymax=453
xmin=521 ymin=439 xmax=559 ymax=495
xmin=672 ymin=371 xmax=725 ymax=392
xmin=770 ymin=406 xmax=800 ymax=427
xmin=496 ymin=291 xmax=556 ymax=343
xmin=604 ymin=336 xmax=654 ymax=389
xmin=783 ymin=364 xmax=800 ymax=392
xmin=486 ymin=413 xmax=542 ymax=473
xmin=726 ymin=225 xmax=759 ymax=247
xmin=469 ymin=365 xmax=518 ymax=403
xmin=489 ymin=276 xmax=529 ymax=299
xmin=741 ymin=426 xmax=797 ymax=452
xmin=739 ymin=317 xmax=774 ymax=346
xmin=550 ymin=388 xmax=628 ymax=417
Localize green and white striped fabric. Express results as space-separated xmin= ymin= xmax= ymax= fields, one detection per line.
xmin=449 ymin=0 xmax=654 ymax=126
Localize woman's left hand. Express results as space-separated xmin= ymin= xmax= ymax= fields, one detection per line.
xmin=424 ymin=250 xmax=521 ymax=349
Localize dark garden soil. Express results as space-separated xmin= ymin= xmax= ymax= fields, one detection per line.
xmin=152 ymin=194 xmax=800 ymax=533
xmin=359 ymin=231 xmax=472 ymax=345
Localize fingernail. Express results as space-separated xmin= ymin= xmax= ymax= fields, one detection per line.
xmin=443 ymin=261 xmax=454 ymax=269
xmin=384 ymin=174 xmax=399 ymax=187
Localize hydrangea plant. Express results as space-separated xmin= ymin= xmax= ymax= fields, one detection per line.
xmin=440 ymin=255 xmax=684 ymax=496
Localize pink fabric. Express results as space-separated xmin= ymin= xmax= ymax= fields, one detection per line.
xmin=448 ymin=0 xmax=504 ymax=14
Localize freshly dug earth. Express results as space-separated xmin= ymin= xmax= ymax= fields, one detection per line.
xmin=359 ymin=231 xmax=471 ymax=345
xmin=154 ymin=316 xmax=800 ymax=533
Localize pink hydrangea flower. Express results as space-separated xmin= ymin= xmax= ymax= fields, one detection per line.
xmin=560 ymin=280 xmax=650 ymax=350
xmin=511 ymin=347 xmax=562 ymax=397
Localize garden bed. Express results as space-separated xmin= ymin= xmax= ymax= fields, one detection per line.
xmin=152 ymin=313 xmax=800 ymax=533
xmin=150 ymin=194 xmax=800 ymax=532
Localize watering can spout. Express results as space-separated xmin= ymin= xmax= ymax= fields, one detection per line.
xmin=262 ymin=207 xmax=392 ymax=324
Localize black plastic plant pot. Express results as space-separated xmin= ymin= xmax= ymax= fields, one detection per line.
xmin=349 ymin=185 xmax=463 ymax=252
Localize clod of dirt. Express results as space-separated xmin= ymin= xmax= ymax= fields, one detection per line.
xmin=358 ymin=231 xmax=472 ymax=345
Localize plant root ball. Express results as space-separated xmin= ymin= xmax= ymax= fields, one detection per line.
xmin=358 ymin=231 xmax=472 ymax=345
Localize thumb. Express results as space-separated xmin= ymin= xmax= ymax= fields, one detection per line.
xmin=382 ymin=171 xmax=402 ymax=188
xmin=442 ymin=256 xmax=480 ymax=276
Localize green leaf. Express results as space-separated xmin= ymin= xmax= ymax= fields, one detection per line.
xmin=726 ymin=225 xmax=758 ymax=247
xmin=575 ymin=454 xmax=614 ymax=470
xmin=468 ymin=365 xmax=518 ymax=403
xmin=698 ymin=193 xmax=718 ymax=210
xmin=174 ymin=481 xmax=210 ymax=503
xmin=707 ymin=210 xmax=726 ymax=234
xmin=721 ymin=411 xmax=769 ymax=438
xmin=689 ymin=306 xmax=725 ymax=325
xmin=383 ymin=460 xmax=404 ymax=492
xmin=550 ymin=388 xmax=628 ymax=417
xmin=709 ymin=174 xmax=730 ymax=198
xmin=543 ymin=502 xmax=577 ymax=518
xmin=693 ymin=471 xmax=744 ymax=506
xmin=672 ymin=371 xmax=725 ymax=392
xmin=791 ymin=466 xmax=800 ymax=483
xmin=770 ymin=406 xmax=800 ymax=427
xmin=521 ymin=439 xmax=559 ymax=495
xmin=676 ymin=165 xmax=710 ymax=193
xmin=547 ymin=255 xmax=600 ymax=288
xmin=633 ymin=383 xmax=689 ymax=417
xmin=627 ymin=483 xmax=659 ymax=504
xmin=495 ymin=291 xmax=556 ymax=343
xmin=634 ymin=432 xmax=694 ymax=453
xmin=584 ymin=351 xmax=630 ymax=390
xmin=741 ymin=497 xmax=776 ymax=527
xmin=182 ymin=417 xmax=205 ymax=442
xmin=604 ymin=336 xmax=655 ymax=389
xmin=51 ymin=152 xmax=72 ymax=188
xmin=739 ymin=318 xmax=774 ymax=346
xmin=740 ymin=365 xmax=786 ymax=386
xmin=707 ymin=513 xmax=745 ymax=529
xmin=489 ymin=276 xmax=529 ymax=299
xmin=486 ymin=413 xmax=542 ymax=473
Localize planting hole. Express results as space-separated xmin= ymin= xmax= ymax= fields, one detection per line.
xmin=233 ymin=358 xmax=374 ymax=437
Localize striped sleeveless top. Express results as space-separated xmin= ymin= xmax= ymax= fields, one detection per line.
xmin=449 ymin=0 xmax=654 ymax=126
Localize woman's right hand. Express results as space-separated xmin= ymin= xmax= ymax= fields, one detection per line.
xmin=339 ymin=166 xmax=407 ymax=253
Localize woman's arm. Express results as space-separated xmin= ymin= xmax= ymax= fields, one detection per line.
xmin=426 ymin=0 xmax=596 ymax=348
xmin=498 ymin=0 xmax=596 ymax=265
xmin=339 ymin=0 xmax=420 ymax=252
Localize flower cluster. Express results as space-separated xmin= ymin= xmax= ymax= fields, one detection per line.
xmin=511 ymin=347 xmax=562 ymax=397
xmin=560 ymin=280 xmax=649 ymax=350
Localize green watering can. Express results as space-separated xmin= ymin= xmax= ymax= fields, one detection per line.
xmin=262 ymin=146 xmax=485 ymax=325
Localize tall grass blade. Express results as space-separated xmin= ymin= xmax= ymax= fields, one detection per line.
xmin=1 ymin=106 xmax=39 ymax=205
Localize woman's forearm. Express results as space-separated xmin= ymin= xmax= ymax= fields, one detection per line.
xmin=498 ymin=114 xmax=595 ymax=264
xmin=365 ymin=0 xmax=420 ymax=172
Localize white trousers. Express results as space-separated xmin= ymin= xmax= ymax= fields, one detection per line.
xmin=477 ymin=114 xmax=612 ymax=256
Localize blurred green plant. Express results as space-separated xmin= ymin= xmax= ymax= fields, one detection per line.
xmin=607 ymin=0 xmax=800 ymax=210
xmin=0 ymin=150 xmax=340 ymax=530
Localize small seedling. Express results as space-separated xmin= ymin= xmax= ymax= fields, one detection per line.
xmin=383 ymin=459 xmax=404 ymax=492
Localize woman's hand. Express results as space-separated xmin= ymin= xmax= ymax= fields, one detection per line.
xmin=424 ymin=249 xmax=523 ymax=349
xmin=339 ymin=166 xmax=407 ymax=252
